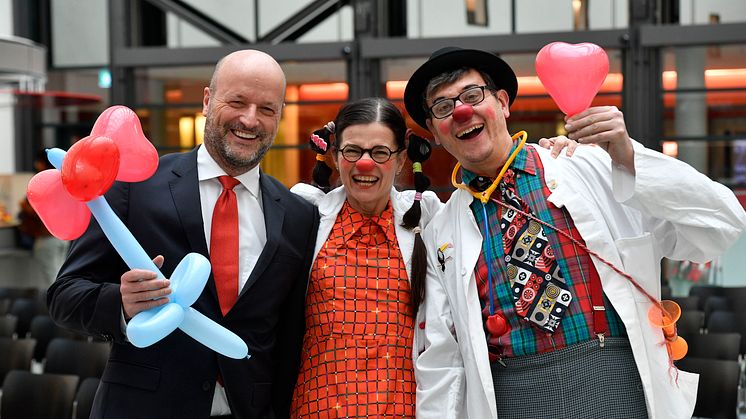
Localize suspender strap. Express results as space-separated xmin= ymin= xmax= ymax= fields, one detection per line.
xmin=491 ymin=197 xmax=611 ymax=345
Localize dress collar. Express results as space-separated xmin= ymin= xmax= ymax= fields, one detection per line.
xmin=339 ymin=200 xmax=397 ymax=244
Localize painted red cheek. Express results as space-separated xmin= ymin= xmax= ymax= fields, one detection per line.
xmin=437 ymin=122 xmax=450 ymax=136
xmin=485 ymin=107 xmax=496 ymax=119
xmin=339 ymin=159 xmax=354 ymax=172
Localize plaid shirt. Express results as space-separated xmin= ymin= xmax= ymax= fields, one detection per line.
xmin=464 ymin=144 xmax=625 ymax=359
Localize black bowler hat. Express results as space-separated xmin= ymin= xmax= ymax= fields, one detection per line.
xmin=403 ymin=47 xmax=518 ymax=130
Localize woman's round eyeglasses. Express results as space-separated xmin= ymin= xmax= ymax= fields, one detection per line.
xmin=337 ymin=144 xmax=404 ymax=164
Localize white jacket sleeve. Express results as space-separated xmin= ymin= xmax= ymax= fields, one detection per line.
xmin=290 ymin=182 xmax=326 ymax=206
xmin=612 ymin=140 xmax=746 ymax=262
xmin=416 ymin=228 xmax=466 ymax=418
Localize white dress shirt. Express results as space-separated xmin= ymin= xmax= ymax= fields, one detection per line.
xmin=197 ymin=145 xmax=267 ymax=416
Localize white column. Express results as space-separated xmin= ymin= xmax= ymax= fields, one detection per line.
xmin=670 ymin=47 xmax=709 ymax=296
xmin=673 ymin=47 xmax=708 ymax=173
xmin=0 ymin=0 xmax=14 ymax=174
xmin=0 ymin=92 xmax=15 ymax=174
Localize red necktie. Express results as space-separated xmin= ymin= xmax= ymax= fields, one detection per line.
xmin=211 ymin=176 xmax=241 ymax=316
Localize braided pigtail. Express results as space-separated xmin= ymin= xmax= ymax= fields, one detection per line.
xmin=309 ymin=121 xmax=335 ymax=192
xmin=401 ymin=130 xmax=433 ymax=315
xmin=402 ymin=130 xmax=432 ymax=229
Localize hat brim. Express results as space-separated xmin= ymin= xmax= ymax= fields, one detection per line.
xmin=404 ymin=48 xmax=517 ymax=130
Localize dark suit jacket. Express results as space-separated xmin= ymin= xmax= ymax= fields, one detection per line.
xmin=47 ymin=148 xmax=319 ymax=419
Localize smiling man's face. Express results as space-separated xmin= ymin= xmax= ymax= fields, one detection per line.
xmin=425 ymin=69 xmax=513 ymax=176
xmin=202 ymin=51 xmax=285 ymax=176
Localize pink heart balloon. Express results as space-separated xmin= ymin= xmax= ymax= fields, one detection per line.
xmin=91 ymin=105 xmax=159 ymax=182
xmin=27 ymin=170 xmax=92 ymax=240
xmin=62 ymin=136 xmax=121 ymax=202
xmin=535 ymin=42 xmax=609 ymax=116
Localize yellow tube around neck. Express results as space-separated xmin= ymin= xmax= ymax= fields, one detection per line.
xmin=450 ymin=130 xmax=528 ymax=204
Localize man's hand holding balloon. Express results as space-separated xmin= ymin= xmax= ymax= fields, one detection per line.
xmin=121 ymin=254 xmax=171 ymax=320
xmin=565 ymin=106 xmax=635 ymax=173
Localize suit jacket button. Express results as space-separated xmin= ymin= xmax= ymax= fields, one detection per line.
xmin=202 ymin=381 xmax=212 ymax=391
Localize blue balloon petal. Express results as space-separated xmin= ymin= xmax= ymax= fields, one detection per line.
xmin=126 ymin=303 xmax=185 ymax=348
xmin=179 ymin=307 xmax=249 ymax=359
xmin=170 ymin=252 xmax=211 ymax=306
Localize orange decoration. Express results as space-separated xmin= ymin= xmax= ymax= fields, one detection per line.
xmin=648 ymin=300 xmax=688 ymax=360
xmin=666 ymin=336 xmax=689 ymax=361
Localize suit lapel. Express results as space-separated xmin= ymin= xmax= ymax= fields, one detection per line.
xmin=168 ymin=148 xmax=215 ymax=300
xmin=238 ymin=171 xmax=284 ymax=299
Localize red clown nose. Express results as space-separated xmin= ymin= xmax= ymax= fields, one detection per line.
xmin=355 ymin=158 xmax=376 ymax=172
xmin=452 ymin=104 xmax=474 ymax=123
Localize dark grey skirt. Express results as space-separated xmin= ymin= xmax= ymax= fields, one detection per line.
xmin=491 ymin=337 xmax=649 ymax=419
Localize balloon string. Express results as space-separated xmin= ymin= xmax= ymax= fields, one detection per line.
xmin=488 ymin=197 xmax=664 ymax=312
xmin=490 ymin=197 xmax=685 ymax=379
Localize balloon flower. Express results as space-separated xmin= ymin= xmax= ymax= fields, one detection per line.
xmin=535 ymin=42 xmax=609 ymax=116
xmin=26 ymin=105 xmax=249 ymax=360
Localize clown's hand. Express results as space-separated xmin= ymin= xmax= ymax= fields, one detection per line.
xmin=538 ymin=136 xmax=578 ymax=158
xmin=565 ymin=106 xmax=634 ymax=173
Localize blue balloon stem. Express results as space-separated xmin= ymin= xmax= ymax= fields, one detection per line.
xmin=87 ymin=197 xmax=164 ymax=277
xmin=46 ymin=148 xmax=163 ymax=277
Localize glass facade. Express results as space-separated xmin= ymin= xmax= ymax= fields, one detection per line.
xmin=660 ymin=44 xmax=746 ymax=188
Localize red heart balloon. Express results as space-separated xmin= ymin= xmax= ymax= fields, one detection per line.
xmin=535 ymin=42 xmax=609 ymax=116
xmin=61 ymin=136 xmax=121 ymax=202
xmin=91 ymin=105 xmax=159 ymax=182
xmin=27 ymin=170 xmax=91 ymax=240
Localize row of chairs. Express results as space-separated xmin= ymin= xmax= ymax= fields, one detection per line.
xmin=687 ymin=285 xmax=746 ymax=306
xmin=0 ymin=296 xmax=48 ymax=337
xmin=670 ymin=284 xmax=746 ymax=419
xmin=671 ymin=285 xmax=746 ymax=313
xmin=0 ymin=286 xmax=106 ymax=419
xmin=0 ymin=287 xmax=41 ymax=301
xmin=2 ymin=371 xmax=99 ymax=419
xmin=673 ymin=326 xmax=743 ymax=419
xmin=676 ymin=357 xmax=741 ymax=419
xmin=1 ymin=314 xmax=92 ymax=360
xmin=0 ymin=336 xmax=109 ymax=419
xmin=0 ymin=336 xmax=110 ymax=383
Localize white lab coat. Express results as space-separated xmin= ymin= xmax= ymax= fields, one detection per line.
xmin=290 ymin=183 xmax=443 ymax=337
xmin=416 ymin=140 xmax=746 ymax=419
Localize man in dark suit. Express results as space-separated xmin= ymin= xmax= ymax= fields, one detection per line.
xmin=47 ymin=50 xmax=319 ymax=419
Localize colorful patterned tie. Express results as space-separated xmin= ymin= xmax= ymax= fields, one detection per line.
xmin=498 ymin=170 xmax=572 ymax=333
xmin=211 ymin=176 xmax=241 ymax=316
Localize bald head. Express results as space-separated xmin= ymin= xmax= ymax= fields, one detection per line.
xmin=201 ymin=49 xmax=287 ymax=176
xmin=209 ymin=49 xmax=287 ymax=96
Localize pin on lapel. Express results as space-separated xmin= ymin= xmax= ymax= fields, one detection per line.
xmin=437 ymin=242 xmax=454 ymax=272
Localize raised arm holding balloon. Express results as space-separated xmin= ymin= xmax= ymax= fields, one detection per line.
xmin=564 ymin=105 xmax=635 ymax=171
xmin=43 ymin=50 xmax=319 ymax=419
xmin=403 ymin=46 xmax=746 ymax=418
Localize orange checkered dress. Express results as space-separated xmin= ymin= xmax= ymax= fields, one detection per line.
xmin=291 ymin=201 xmax=416 ymax=418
